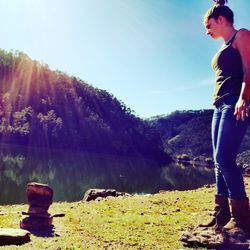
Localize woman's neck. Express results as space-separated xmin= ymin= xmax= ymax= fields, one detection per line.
xmin=222 ymin=26 xmax=237 ymax=43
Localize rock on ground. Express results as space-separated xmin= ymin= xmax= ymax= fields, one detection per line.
xmin=180 ymin=226 xmax=250 ymax=249
xmin=83 ymin=189 xmax=130 ymax=202
xmin=0 ymin=228 xmax=30 ymax=246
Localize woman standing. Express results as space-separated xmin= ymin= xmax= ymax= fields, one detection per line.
xmin=203 ymin=0 xmax=250 ymax=233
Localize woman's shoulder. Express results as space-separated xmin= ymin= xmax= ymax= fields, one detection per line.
xmin=233 ymin=28 xmax=250 ymax=55
xmin=236 ymin=28 xmax=250 ymax=38
xmin=234 ymin=29 xmax=250 ymax=44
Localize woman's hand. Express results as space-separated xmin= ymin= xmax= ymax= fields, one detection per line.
xmin=234 ymin=29 xmax=250 ymax=121
xmin=234 ymin=98 xmax=249 ymax=121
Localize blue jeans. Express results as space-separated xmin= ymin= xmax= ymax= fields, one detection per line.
xmin=211 ymin=95 xmax=249 ymax=199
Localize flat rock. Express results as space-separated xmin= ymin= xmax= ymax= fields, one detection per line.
xmin=20 ymin=216 xmax=53 ymax=231
xmin=0 ymin=228 xmax=30 ymax=246
xmin=180 ymin=226 xmax=250 ymax=249
xmin=83 ymin=188 xmax=129 ymax=202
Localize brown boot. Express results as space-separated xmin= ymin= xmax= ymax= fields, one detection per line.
xmin=223 ymin=198 xmax=250 ymax=233
xmin=199 ymin=194 xmax=231 ymax=227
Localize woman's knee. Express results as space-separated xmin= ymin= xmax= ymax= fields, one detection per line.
xmin=214 ymin=154 xmax=237 ymax=172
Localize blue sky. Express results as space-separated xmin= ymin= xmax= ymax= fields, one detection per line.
xmin=0 ymin=0 xmax=249 ymax=118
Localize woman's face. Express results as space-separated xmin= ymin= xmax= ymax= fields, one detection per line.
xmin=204 ymin=17 xmax=222 ymax=39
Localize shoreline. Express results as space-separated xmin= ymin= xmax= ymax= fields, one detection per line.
xmin=0 ymin=177 xmax=249 ymax=249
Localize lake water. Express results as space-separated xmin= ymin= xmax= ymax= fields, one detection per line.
xmin=0 ymin=145 xmax=215 ymax=205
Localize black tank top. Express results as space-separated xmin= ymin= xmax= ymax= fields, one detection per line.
xmin=211 ymin=30 xmax=243 ymax=105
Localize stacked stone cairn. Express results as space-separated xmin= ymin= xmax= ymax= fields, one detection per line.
xmin=20 ymin=182 xmax=54 ymax=231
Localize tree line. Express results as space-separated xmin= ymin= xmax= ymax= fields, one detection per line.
xmin=0 ymin=49 xmax=170 ymax=163
xmin=148 ymin=110 xmax=250 ymax=161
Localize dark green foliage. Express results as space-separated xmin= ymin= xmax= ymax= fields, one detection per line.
xmin=149 ymin=110 xmax=250 ymax=158
xmin=237 ymin=150 xmax=250 ymax=165
xmin=0 ymin=49 xmax=170 ymax=163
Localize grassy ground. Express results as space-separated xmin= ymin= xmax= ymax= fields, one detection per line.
xmin=0 ymin=178 xmax=249 ymax=250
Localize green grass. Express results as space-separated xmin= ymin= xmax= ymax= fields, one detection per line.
xmin=0 ymin=178 xmax=249 ymax=249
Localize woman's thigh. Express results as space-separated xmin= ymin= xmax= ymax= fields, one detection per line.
xmin=215 ymin=105 xmax=248 ymax=165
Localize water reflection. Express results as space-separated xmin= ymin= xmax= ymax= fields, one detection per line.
xmin=160 ymin=162 xmax=215 ymax=190
xmin=0 ymin=145 xmax=215 ymax=205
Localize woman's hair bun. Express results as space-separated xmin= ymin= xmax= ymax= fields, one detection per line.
xmin=213 ymin=0 xmax=228 ymax=6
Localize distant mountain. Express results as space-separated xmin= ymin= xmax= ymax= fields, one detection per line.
xmin=148 ymin=110 xmax=250 ymax=159
xmin=0 ymin=49 xmax=170 ymax=163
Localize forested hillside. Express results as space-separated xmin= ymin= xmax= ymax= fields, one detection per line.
xmin=0 ymin=49 xmax=170 ymax=162
xmin=149 ymin=110 xmax=250 ymax=159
